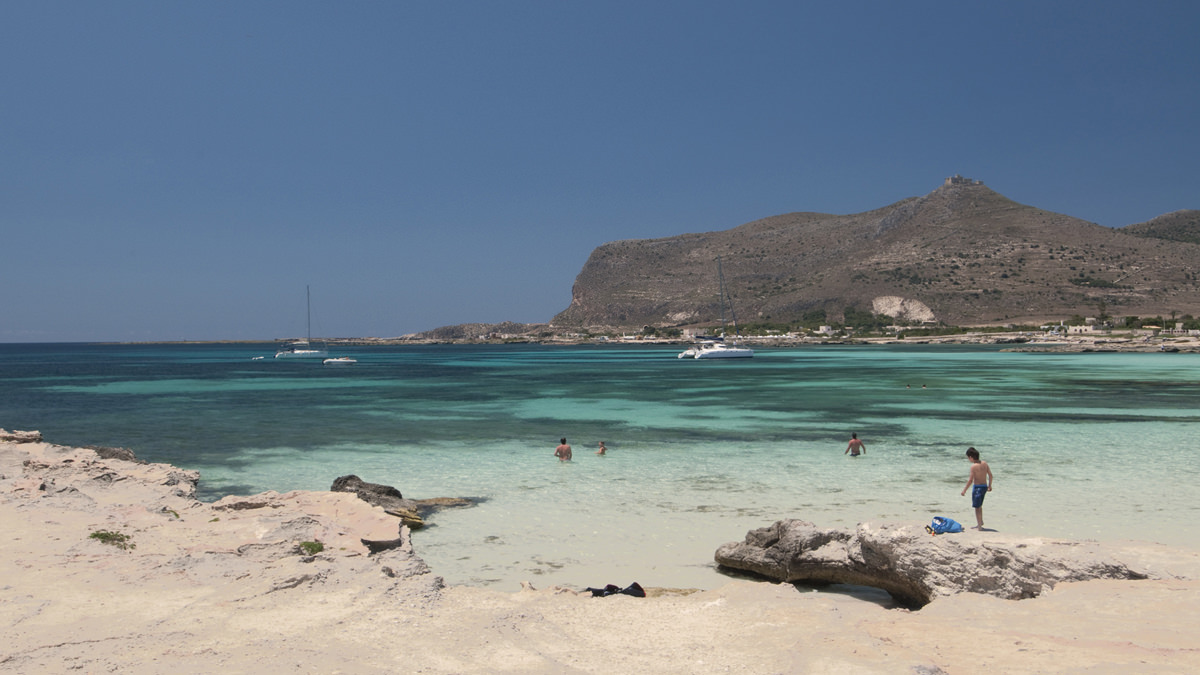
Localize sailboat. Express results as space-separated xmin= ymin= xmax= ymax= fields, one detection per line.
xmin=679 ymin=257 xmax=754 ymax=359
xmin=275 ymin=286 xmax=329 ymax=359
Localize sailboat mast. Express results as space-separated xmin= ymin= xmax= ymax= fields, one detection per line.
xmin=306 ymin=284 xmax=312 ymax=342
xmin=717 ymin=257 xmax=740 ymax=336
xmin=717 ymin=258 xmax=727 ymax=334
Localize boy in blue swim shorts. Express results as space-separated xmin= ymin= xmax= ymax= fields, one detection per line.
xmin=960 ymin=447 xmax=993 ymax=530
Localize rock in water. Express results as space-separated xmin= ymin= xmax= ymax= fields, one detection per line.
xmin=715 ymin=519 xmax=1162 ymax=608
xmin=330 ymin=475 xmax=475 ymax=529
xmin=331 ymin=474 xmax=424 ymax=527
xmin=331 ymin=474 xmax=404 ymax=502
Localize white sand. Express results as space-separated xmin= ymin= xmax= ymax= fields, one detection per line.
xmin=3 ymin=437 xmax=1198 ymax=674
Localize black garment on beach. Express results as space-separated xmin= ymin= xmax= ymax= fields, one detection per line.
xmin=584 ymin=582 xmax=645 ymax=598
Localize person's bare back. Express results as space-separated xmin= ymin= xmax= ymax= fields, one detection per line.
xmin=969 ymin=460 xmax=990 ymax=484
xmin=845 ymin=433 xmax=865 ymax=456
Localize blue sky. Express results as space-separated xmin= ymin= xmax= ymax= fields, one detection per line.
xmin=3 ymin=1 xmax=1197 ymax=342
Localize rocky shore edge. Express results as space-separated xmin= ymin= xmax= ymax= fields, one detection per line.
xmin=4 ymin=429 xmax=1200 ymax=673
xmin=0 ymin=428 xmax=446 ymax=597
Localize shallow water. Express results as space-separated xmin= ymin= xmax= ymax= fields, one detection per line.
xmin=2 ymin=342 xmax=1198 ymax=590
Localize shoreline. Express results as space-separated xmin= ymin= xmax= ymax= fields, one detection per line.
xmin=3 ymin=432 xmax=1199 ymax=672
xmin=24 ymin=331 xmax=1200 ymax=353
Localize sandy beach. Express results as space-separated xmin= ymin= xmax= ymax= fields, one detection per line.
xmin=3 ymin=434 xmax=1199 ymax=674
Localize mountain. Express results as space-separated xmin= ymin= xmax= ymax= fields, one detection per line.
xmin=552 ymin=177 xmax=1200 ymax=329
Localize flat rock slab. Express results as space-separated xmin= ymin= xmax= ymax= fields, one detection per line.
xmin=715 ymin=519 xmax=1200 ymax=608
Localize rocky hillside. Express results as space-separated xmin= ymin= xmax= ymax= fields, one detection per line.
xmin=552 ymin=178 xmax=1200 ymax=329
xmin=1124 ymin=210 xmax=1200 ymax=245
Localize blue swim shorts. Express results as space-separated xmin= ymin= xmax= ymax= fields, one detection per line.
xmin=971 ymin=484 xmax=988 ymax=508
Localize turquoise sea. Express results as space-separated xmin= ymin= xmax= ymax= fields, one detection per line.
xmin=2 ymin=342 xmax=1198 ymax=591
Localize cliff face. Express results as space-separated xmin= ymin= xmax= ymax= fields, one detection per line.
xmin=553 ymin=180 xmax=1200 ymax=328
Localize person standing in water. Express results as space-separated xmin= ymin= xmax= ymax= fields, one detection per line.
xmin=961 ymin=447 xmax=994 ymax=529
xmin=554 ymin=438 xmax=572 ymax=461
xmin=596 ymin=441 xmax=607 ymax=455
xmin=845 ymin=433 xmax=866 ymax=457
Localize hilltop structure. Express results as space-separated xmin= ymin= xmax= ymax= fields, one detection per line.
xmin=944 ymin=174 xmax=984 ymax=186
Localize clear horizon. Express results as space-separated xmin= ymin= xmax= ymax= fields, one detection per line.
xmin=3 ymin=2 xmax=1197 ymax=343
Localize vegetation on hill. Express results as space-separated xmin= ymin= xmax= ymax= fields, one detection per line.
xmin=1122 ymin=210 xmax=1200 ymax=245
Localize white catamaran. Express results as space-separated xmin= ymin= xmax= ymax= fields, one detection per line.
xmin=679 ymin=257 xmax=754 ymax=359
xmin=275 ymin=286 xmax=329 ymax=359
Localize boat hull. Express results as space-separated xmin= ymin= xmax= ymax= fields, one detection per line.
xmin=694 ymin=347 xmax=754 ymax=359
xmin=275 ymin=349 xmax=328 ymax=359
xmin=680 ymin=341 xmax=754 ymax=359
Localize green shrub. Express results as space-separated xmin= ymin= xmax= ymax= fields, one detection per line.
xmin=90 ymin=530 xmax=135 ymax=550
xmin=298 ymin=541 xmax=324 ymax=556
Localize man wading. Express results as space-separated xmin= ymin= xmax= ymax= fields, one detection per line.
xmin=845 ymin=433 xmax=866 ymax=457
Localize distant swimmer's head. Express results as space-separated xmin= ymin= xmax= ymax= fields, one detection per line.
xmin=561 ymin=438 xmax=567 ymax=444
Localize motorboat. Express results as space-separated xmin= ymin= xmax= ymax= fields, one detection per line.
xmin=323 ymin=357 xmax=357 ymax=365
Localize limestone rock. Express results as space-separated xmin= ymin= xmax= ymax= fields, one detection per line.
xmin=0 ymin=429 xmax=43 ymax=443
xmin=2 ymin=436 xmax=444 ymax=604
xmin=330 ymin=475 xmax=474 ymax=529
xmin=331 ymin=474 xmax=423 ymax=527
xmin=872 ymin=295 xmax=935 ymax=323
xmin=332 ymin=474 xmax=404 ymax=501
xmin=85 ymin=445 xmax=143 ymax=463
xmin=413 ymin=496 xmax=476 ymax=511
xmin=715 ymin=519 xmax=1167 ymax=608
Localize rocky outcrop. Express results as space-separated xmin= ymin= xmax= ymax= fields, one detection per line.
xmin=0 ymin=428 xmax=43 ymax=443
xmin=331 ymin=474 xmax=422 ymax=527
xmin=1 ymin=435 xmax=444 ymax=606
xmin=872 ymin=295 xmax=935 ymax=323
xmin=84 ymin=444 xmax=143 ymax=463
xmin=331 ymin=474 xmax=405 ymax=502
xmin=330 ymin=474 xmax=473 ymax=529
xmin=714 ymin=520 xmax=1181 ymax=608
